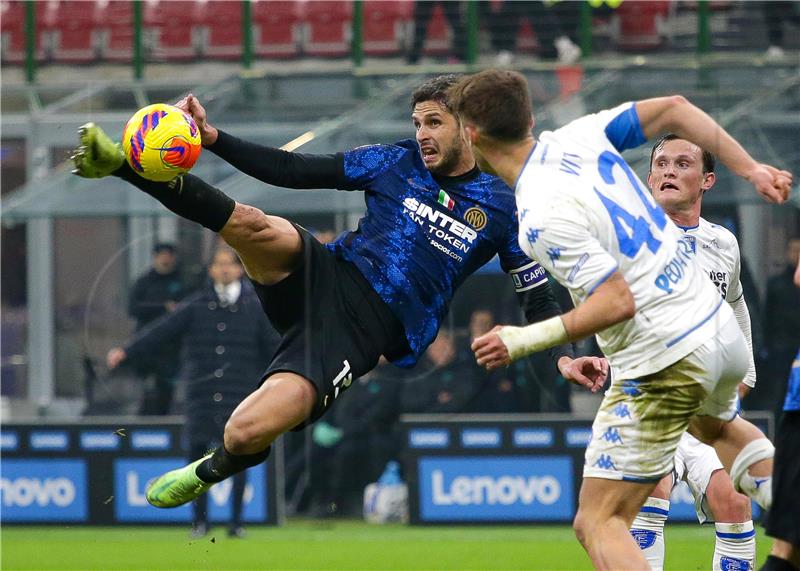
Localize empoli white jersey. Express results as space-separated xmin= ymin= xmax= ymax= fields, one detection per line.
xmin=678 ymin=218 xmax=757 ymax=387
xmin=516 ymin=102 xmax=733 ymax=379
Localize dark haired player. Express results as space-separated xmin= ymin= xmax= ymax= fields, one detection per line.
xmin=71 ymin=75 xmax=608 ymax=509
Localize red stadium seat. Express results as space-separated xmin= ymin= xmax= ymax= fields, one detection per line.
xmin=198 ymin=0 xmax=242 ymax=60
xmin=362 ymin=0 xmax=412 ymax=57
xmin=614 ymin=0 xmax=671 ymax=52
xmin=515 ymin=19 xmax=540 ymax=55
xmin=420 ymin=1 xmax=449 ymax=57
xmin=144 ymin=0 xmax=199 ymax=62
xmin=1 ymin=0 xmax=50 ymax=64
xmin=95 ymin=0 xmax=134 ymax=62
xmin=50 ymin=0 xmax=98 ymax=63
xmin=252 ymin=0 xmax=302 ymax=59
xmin=302 ymin=0 xmax=352 ymax=58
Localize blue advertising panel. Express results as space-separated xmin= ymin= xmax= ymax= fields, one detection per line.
xmin=409 ymin=428 xmax=450 ymax=449
xmin=114 ymin=459 xmax=267 ymax=523
xmin=418 ymin=456 xmax=573 ymax=521
xmin=1 ymin=459 xmax=88 ymax=521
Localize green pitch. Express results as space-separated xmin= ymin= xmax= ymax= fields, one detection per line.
xmin=1 ymin=520 xmax=773 ymax=570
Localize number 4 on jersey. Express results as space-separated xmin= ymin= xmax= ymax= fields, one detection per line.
xmin=595 ymin=150 xmax=666 ymax=259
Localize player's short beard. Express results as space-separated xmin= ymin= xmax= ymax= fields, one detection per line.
xmin=428 ymin=135 xmax=467 ymax=176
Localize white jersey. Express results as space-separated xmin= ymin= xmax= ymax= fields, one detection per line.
xmin=516 ymin=102 xmax=733 ymax=379
xmin=679 ymin=218 xmax=757 ymax=387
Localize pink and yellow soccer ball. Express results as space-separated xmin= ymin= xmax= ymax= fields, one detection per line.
xmin=122 ymin=103 xmax=202 ymax=182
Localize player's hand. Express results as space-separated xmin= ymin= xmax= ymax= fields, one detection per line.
xmin=747 ymin=163 xmax=793 ymax=204
xmin=174 ymin=93 xmax=218 ymax=146
xmin=472 ymin=325 xmax=512 ymax=371
xmin=106 ymin=347 xmax=127 ymax=370
xmin=738 ymin=383 xmax=751 ymax=400
xmin=558 ymin=356 xmax=609 ymax=393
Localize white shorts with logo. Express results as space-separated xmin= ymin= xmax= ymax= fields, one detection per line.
xmin=583 ymin=315 xmax=747 ymax=482
xmin=673 ymin=431 xmax=725 ymax=524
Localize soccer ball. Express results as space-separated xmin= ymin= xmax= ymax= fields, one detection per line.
xmin=122 ymin=103 xmax=202 ymax=182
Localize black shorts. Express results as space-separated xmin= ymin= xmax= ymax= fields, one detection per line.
xmin=764 ymin=410 xmax=800 ymax=544
xmin=252 ymin=225 xmax=407 ymax=428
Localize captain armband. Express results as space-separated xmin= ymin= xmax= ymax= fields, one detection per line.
xmin=509 ymin=261 xmax=548 ymax=293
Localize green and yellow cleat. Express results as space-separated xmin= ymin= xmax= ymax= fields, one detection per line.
xmin=71 ymin=122 xmax=125 ymax=179
xmin=145 ymin=454 xmax=214 ymax=508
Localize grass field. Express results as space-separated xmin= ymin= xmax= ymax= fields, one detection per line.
xmin=1 ymin=519 xmax=774 ymax=570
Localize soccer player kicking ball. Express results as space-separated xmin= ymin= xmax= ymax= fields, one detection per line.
xmin=452 ymin=69 xmax=792 ymax=571
xmin=71 ymin=75 xmax=607 ymax=511
xmin=628 ymin=134 xmax=770 ymax=571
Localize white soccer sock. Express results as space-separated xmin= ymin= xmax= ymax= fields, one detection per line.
xmin=713 ymin=521 xmax=755 ymax=571
xmin=630 ymin=497 xmax=669 ymax=571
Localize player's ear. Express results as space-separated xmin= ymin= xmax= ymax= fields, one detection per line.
xmin=646 ymin=171 xmax=655 ymax=191
xmin=702 ymin=171 xmax=716 ymax=192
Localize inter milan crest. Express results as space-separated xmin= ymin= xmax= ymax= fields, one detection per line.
xmin=464 ymin=207 xmax=488 ymax=231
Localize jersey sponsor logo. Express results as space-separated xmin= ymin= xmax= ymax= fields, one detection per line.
xmin=567 ymin=253 xmax=590 ymax=283
xmin=402 ymin=197 xmax=479 ymax=262
xmin=709 ymin=270 xmax=729 ymax=298
xmin=464 ymin=207 xmax=488 ymax=231
xmin=654 ymin=235 xmax=695 ymax=294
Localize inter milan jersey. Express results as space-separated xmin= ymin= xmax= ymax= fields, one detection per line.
xmin=328 ymin=139 xmax=548 ymax=367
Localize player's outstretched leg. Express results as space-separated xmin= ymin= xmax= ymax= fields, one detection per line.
xmin=71 ymin=123 xmax=125 ymax=178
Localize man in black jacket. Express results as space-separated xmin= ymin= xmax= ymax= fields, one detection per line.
xmin=127 ymin=242 xmax=186 ymax=415
xmin=108 ymin=247 xmax=279 ymax=538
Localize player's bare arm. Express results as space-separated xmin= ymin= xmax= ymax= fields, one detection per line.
xmin=635 ymin=96 xmax=793 ymax=203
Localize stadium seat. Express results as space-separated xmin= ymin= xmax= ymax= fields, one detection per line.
xmin=50 ymin=0 xmax=98 ymax=64
xmin=144 ymin=0 xmax=199 ymax=62
xmin=1 ymin=0 xmax=49 ymax=64
xmin=95 ymin=0 xmax=135 ymax=62
xmin=198 ymin=0 xmax=242 ymax=60
xmin=420 ymin=2 xmax=450 ymax=58
xmin=515 ymin=20 xmax=541 ymax=55
xmin=301 ymin=0 xmax=352 ymax=58
xmin=613 ymin=0 xmax=671 ymax=52
xmin=252 ymin=0 xmax=302 ymax=59
xmin=362 ymin=0 xmax=412 ymax=57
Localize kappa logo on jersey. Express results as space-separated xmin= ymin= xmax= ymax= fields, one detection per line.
xmin=464 ymin=207 xmax=488 ymax=231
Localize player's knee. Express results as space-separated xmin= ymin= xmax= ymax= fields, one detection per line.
xmin=224 ymin=203 xmax=275 ymax=246
xmin=707 ymin=471 xmax=751 ymax=521
xmin=573 ymin=510 xmax=593 ymax=547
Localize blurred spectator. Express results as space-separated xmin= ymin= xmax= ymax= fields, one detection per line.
xmin=402 ymin=329 xmax=481 ymax=414
xmin=490 ymin=1 xmax=581 ymax=65
xmin=764 ymin=238 xmax=800 ymax=408
xmin=107 ymin=246 xmax=280 ymax=538
xmin=127 ymin=243 xmax=187 ymax=414
xmin=407 ymin=1 xmax=467 ymax=64
xmin=763 ymin=1 xmax=800 ymax=59
xmin=463 ymin=308 xmax=523 ymax=413
xmin=309 ymin=357 xmax=404 ymax=516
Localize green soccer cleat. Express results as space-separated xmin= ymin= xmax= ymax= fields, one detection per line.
xmin=70 ymin=122 xmax=125 ymax=179
xmin=145 ymin=454 xmax=214 ymax=508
